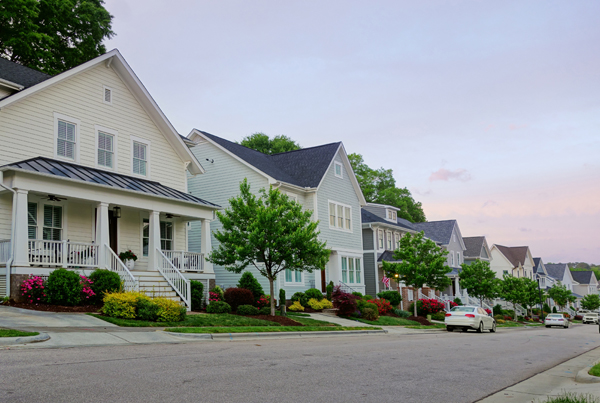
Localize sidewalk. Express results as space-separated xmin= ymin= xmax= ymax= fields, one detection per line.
xmin=478 ymin=346 xmax=600 ymax=402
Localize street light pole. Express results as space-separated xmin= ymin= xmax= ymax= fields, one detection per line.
xmin=537 ymin=278 xmax=544 ymax=322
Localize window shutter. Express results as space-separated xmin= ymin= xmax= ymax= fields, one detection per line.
xmin=28 ymin=203 xmax=37 ymax=239
xmin=104 ymin=88 xmax=112 ymax=103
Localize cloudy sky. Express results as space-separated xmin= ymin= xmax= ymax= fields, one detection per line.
xmin=104 ymin=0 xmax=600 ymax=264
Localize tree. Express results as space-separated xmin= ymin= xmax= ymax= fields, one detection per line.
xmin=382 ymin=231 xmax=451 ymax=317
xmin=208 ymin=179 xmax=330 ymax=315
xmin=520 ymin=278 xmax=544 ymax=317
xmin=348 ymin=153 xmax=426 ymax=223
xmin=500 ymin=275 xmax=527 ymax=321
xmin=458 ymin=260 xmax=499 ymax=307
xmin=239 ymin=132 xmax=300 ymax=155
xmin=567 ymin=294 xmax=577 ymax=309
xmin=1 ymin=0 xmax=114 ymax=75
xmin=547 ymin=282 xmax=572 ymax=310
xmin=581 ymin=294 xmax=600 ymax=311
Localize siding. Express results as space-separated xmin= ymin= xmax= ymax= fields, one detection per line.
xmin=0 ymin=64 xmax=187 ymax=191
xmin=0 ymin=194 xmax=11 ymax=240
xmin=65 ymin=201 xmax=93 ymax=242
xmin=362 ymin=228 xmax=374 ymax=250
xmin=363 ymin=252 xmax=377 ymax=297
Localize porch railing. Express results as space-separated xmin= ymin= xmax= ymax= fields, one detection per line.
xmin=162 ymin=250 xmax=204 ymax=272
xmin=156 ymin=248 xmax=190 ymax=311
xmin=338 ymin=281 xmax=359 ymax=294
xmin=105 ymin=245 xmax=138 ymax=292
xmin=28 ymin=240 xmax=99 ymax=268
xmin=0 ymin=239 xmax=10 ymax=264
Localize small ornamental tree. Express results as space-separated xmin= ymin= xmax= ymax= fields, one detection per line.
xmin=581 ymin=294 xmax=600 ymax=311
xmin=237 ymin=271 xmax=264 ymax=302
xmin=382 ymin=231 xmax=451 ymax=317
xmin=208 ymin=179 xmax=330 ymax=315
xmin=547 ymin=282 xmax=572 ymax=310
xmin=500 ymin=275 xmax=527 ymax=321
xmin=520 ymin=278 xmax=543 ymax=317
xmin=458 ymin=260 xmax=499 ymax=307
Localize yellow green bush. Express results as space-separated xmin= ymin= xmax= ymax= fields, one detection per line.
xmin=496 ymin=319 xmax=505 ymax=324
xmin=153 ymin=297 xmax=186 ymax=322
xmin=307 ymin=298 xmax=323 ymax=310
xmin=288 ymin=300 xmax=304 ymax=311
xmin=101 ymin=292 xmax=150 ymax=319
xmin=319 ymin=298 xmax=333 ymax=309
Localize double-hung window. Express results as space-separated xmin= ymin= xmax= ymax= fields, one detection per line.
xmin=386 ymin=231 xmax=392 ymax=250
xmin=97 ymin=131 xmax=115 ymax=169
xmin=449 ymin=252 xmax=454 ymax=266
xmin=334 ymin=161 xmax=343 ymax=178
xmin=285 ymin=269 xmax=302 ymax=284
xmin=378 ymin=230 xmax=384 ymax=249
xmin=132 ymin=138 xmax=150 ymax=176
xmin=142 ymin=219 xmax=173 ymax=256
xmin=328 ymin=201 xmax=351 ymax=231
xmin=56 ymin=120 xmax=77 ymax=160
xmin=394 ymin=232 xmax=400 ymax=248
xmin=387 ymin=210 xmax=397 ymax=220
xmin=456 ymin=252 xmax=460 ymax=265
xmin=43 ymin=205 xmax=62 ymax=241
xmin=341 ymin=257 xmax=362 ymax=284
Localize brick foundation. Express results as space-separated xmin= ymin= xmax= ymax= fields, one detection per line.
xmin=10 ymin=274 xmax=29 ymax=303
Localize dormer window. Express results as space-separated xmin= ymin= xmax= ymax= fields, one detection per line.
xmin=387 ymin=209 xmax=397 ymax=221
xmin=334 ymin=161 xmax=343 ymax=178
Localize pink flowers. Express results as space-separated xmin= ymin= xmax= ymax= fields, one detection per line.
xmin=80 ymin=275 xmax=95 ymax=300
xmin=208 ymin=291 xmax=221 ymax=302
xmin=20 ymin=275 xmax=46 ymax=304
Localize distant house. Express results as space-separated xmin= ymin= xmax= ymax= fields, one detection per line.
xmin=462 ymin=236 xmax=492 ymax=266
xmin=490 ymin=245 xmax=535 ymax=280
xmin=545 ymin=263 xmax=582 ymax=308
xmin=533 ymin=257 xmax=554 ymax=290
xmin=570 ymin=270 xmax=599 ymax=300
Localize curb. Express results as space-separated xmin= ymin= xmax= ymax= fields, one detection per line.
xmin=575 ymin=360 xmax=600 ymax=383
xmin=166 ymin=329 xmax=387 ymax=340
xmin=0 ymin=332 xmax=50 ymax=346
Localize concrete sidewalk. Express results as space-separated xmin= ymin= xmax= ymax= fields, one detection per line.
xmin=479 ymin=346 xmax=600 ymax=402
xmin=0 ymin=305 xmax=117 ymax=329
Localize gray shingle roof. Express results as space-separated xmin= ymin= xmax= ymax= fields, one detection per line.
xmin=545 ymin=263 xmax=569 ymax=281
xmin=0 ymin=58 xmax=52 ymax=88
xmin=2 ymin=157 xmax=220 ymax=208
xmin=377 ymin=250 xmax=401 ymax=263
xmin=495 ymin=245 xmax=529 ymax=268
xmin=411 ymin=220 xmax=456 ymax=244
xmin=361 ymin=208 xmax=415 ymax=231
xmin=570 ymin=270 xmax=595 ymax=285
xmin=463 ymin=236 xmax=485 ymax=258
xmin=197 ymin=130 xmax=341 ymax=188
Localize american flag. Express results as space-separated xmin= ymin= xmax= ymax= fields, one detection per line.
xmin=382 ymin=276 xmax=390 ymax=288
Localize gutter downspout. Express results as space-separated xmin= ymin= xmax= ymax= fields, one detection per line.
xmin=0 ymin=172 xmax=16 ymax=298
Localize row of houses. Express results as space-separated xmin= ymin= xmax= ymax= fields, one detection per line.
xmin=0 ymin=50 xmax=596 ymax=312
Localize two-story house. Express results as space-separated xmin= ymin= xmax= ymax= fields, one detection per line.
xmin=185 ymin=130 xmax=366 ymax=296
xmin=545 ymin=263 xmax=581 ymax=308
xmin=490 ymin=245 xmax=535 ymax=280
xmin=0 ymin=51 xmax=219 ymax=308
xmin=462 ymin=236 xmax=492 ymax=266
xmin=570 ymin=270 xmax=599 ymax=300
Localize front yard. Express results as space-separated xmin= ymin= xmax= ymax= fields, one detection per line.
xmin=0 ymin=329 xmax=39 ymax=337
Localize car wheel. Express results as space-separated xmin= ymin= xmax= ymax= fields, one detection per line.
xmin=446 ymin=326 xmax=453 ymax=332
xmin=476 ymin=322 xmax=483 ymax=333
xmin=490 ymin=322 xmax=496 ymax=333
xmin=462 ymin=327 xmax=468 ymax=332
xmin=545 ymin=325 xmax=550 ymax=328
xmin=564 ymin=323 xmax=569 ymax=329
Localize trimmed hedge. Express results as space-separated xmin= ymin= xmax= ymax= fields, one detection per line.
xmin=224 ymin=288 xmax=254 ymax=312
xmin=101 ymin=292 xmax=149 ymax=319
xmin=376 ymin=291 xmax=402 ymax=307
xmin=237 ymin=305 xmax=259 ymax=315
xmin=207 ymin=301 xmax=231 ymax=314
xmin=45 ymin=268 xmax=82 ymax=306
xmin=305 ymin=288 xmax=324 ymax=301
xmin=291 ymin=292 xmax=309 ymax=307
xmin=89 ymin=269 xmax=121 ymax=304
xmin=190 ymin=280 xmax=204 ymax=311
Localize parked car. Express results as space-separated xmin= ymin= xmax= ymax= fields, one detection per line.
xmin=544 ymin=313 xmax=570 ymax=329
xmin=582 ymin=312 xmax=599 ymax=324
xmin=445 ymin=306 xmax=496 ymax=333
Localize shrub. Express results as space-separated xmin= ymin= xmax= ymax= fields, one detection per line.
xmin=394 ymin=309 xmax=411 ymax=318
xmin=46 ymin=268 xmax=83 ymax=306
xmin=493 ymin=304 xmax=503 ymax=316
xmin=532 ymin=308 xmax=541 ymax=315
xmin=102 ymin=291 xmax=149 ymax=319
xmin=494 ymin=314 xmax=504 ymax=320
xmin=307 ymin=298 xmax=324 ymax=310
xmin=137 ymin=299 xmax=160 ymax=321
xmin=363 ymin=295 xmax=373 ymax=301
xmin=362 ymin=308 xmax=379 ymax=321
xmin=224 ymin=287 xmax=254 ymax=312
xmin=288 ymin=300 xmax=304 ymax=311
xmin=279 ymin=289 xmax=286 ymax=306
xmin=237 ymin=272 xmax=264 ymax=301
xmin=255 ymin=295 xmax=269 ymax=309
xmin=332 ymin=286 xmax=360 ymax=317
xmin=377 ymin=291 xmax=402 ymax=307
xmin=409 ymin=298 xmax=445 ymax=316
xmin=190 ymin=280 xmax=204 ymax=311
xmin=80 ymin=275 xmax=96 ymax=303
xmin=320 ymin=299 xmax=333 ymax=309
xmin=496 ymin=319 xmax=505 ymax=324
xmin=368 ymin=299 xmax=393 ymax=315
xmin=543 ymin=303 xmax=551 ymax=313
xmin=258 ymin=306 xmax=271 ymax=315
xmin=431 ymin=311 xmax=446 ymax=321
xmin=503 ymin=315 xmax=513 ymax=321
xmin=352 ymin=291 xmax=363 ymax=298
xmin=359 ymin=301 xmax=378 ymax=314
xmin=575 ymin=315 xmax=583 ymax=321
xmin=210 ymin=286 xmax=225 ymax=301
xmin=20 ymin=275 xmax=46 ymax=304
xmin=291 ymin=292 xmax=309 ymax=307
xmin=206 ymin=301 xmax=231 ymax=314
xmin=153 ymin=298 xmax=186 ymax=322
xmin=305 ymin=288 xmax=324 ymax=301
xmin=237 ymin=305 xmax=259 ymax=315
xmin=553 ymin=306 xmax=557 ymax=313
xmin=453 ymin=297 xmax=463 ymax=306
xmin=326 ymin=281 xmax=334 ymax=301
xmin=88 ymin=269 xmax=121 ymax=304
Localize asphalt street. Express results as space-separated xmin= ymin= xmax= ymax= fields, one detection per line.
xmin=1 ymin=324 xmax=599 ymax=403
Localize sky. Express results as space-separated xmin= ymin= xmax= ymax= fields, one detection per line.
xmin=103 ymin=0 xmax=600 ymax=264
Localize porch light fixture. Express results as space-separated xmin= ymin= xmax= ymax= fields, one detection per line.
xmin=113 ymin=206 xmax=121 ymax=219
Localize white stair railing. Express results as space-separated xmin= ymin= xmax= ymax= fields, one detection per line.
xmin=105 ymin=245 xmax=139 ymax=292
xmin=156 ymin=248 xmax=190 ymax=311
xmin=0 ymin=239 xmax=10 ymax=264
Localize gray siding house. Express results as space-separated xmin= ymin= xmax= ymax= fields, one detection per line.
xmin=185 ymin=130 xmax=366 ymax=295
xmin=462 ymin=236 xmax=492 ymax=266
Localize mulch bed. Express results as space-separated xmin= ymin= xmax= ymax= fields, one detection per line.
xmin=408 ymin=315 xmax=433 ymax=326
xmin=249 ymin=314 xmax=304 ymax=326
xmin=4 ymin=301 xmax=100 ymax=313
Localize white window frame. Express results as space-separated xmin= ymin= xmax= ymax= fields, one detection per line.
xmin=53 ymin=112 xmax=81 ymax=163
xmin=377 ymin=229 xmax=384 ymax=250
xmin=334 ymin=161 xmax=343 ymax=178
xmin=95 ymin=125 xmax=118 ymax=171
xmin=328 ymin=200 xmax=352 ymax=232
xmin=103 ymin=85 xmax=113 ymax=105
xmin=130 ymin=136 xmax=151 ymax=178
xmin=394 ymin=232 xmax=400 ymax=248
xmin=386 ymin=230 xmax=392 ymax=250
xmin=286 ymin=192 xmax=298 ymax=202
xmin=387 ymin=209 xmax=397 ymax=221
xmin=450 ymin=251 xmax=454 ymax=266
xmin=284 ymin=269 xmax=303 ymax=285
xmin=341 ymin=256 xmax=362 ymax=285
xmin=456 ymin=251 xmax=460 ymax=265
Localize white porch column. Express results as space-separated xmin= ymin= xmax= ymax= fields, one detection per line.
xmin=12 ymin=189 xmax=29 ymax=267
xmin=200 ymin=219 xmax=213 ymax=274
xmin=96 ymin=202 xmax=109 ymax=268
xmin=454 ymin=277 xmax=461 ymax=297
xmin=148 ymin=211 xmax=161 ymax=271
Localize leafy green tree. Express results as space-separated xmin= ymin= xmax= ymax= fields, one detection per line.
xmin=1 ymin=0 xmax=114 ymax=75
xmin=348 ymin=153 xmax=426 ymax=223
xmin=500 ymin=275 xmax=528 ymax=321
xmin=567 ymin=294 xmax=577 ymax=309
xmin=458 ymin=260 xmax=499 ymax=307
xmin=581 ymin=294 xmax=600 ymax=311
xmin=547 ymin=282 xmax=571 ymax=310
xmin=237 ymin=271 xmax=264 ymax=302
xmin=382 ymin=231 xmax=451 ymax=316
xmin=208 ymin=179 xmax=330 ymax=315
xmin=239 ymin=132 xmax=300 ymax=155
xmin=521 ymin=278 xmax=544 ymax=317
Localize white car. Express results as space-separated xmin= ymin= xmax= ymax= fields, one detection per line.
xmin=582 ymin=312 xmax=599 ymax=324
xmin=445 ymin=306 xmax=496 ymax=333
xmin=544 ymin=313 xmax=570 ymax=328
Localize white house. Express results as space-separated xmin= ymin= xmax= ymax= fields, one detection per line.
xmin=490 ymin=245 xmax=535 ymax=280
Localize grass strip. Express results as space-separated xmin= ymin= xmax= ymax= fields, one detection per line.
xmin=88 ymin=313 xmax=281 ymax=327
xmin=165 ymin=326 xmax=381 ymax=334
xmin=541 ymin=392 xmax=600 ymax=403
xmin=405 ymin=323 xmax=446 ymax=329
xmin=353 ymin=316 xmax=420 ymax=326
xmin=0 ymin=329 xmax=39 ymax=337
xmin=589 ymin=362 xmax=600 ymax=377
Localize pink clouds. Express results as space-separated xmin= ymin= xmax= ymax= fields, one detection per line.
xmin=429 ymin=168 xmax=472 ymax=182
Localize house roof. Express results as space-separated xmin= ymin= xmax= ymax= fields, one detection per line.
xmin=0 ymin=58 xmax=52 ymax=89
xmin=494 ymin=245 xmax=529 ymax=268
xmin=463 ymin=236 xmax=485 ymax=258
xmin=411 ymin=220 xmax=457 ymax=245
xmin=570 ymin=270 xmax=595 ymax=285
xmin=361 ymin=208 xmax=415 ymax=231
xmin=1 ymin=157 xmax=220 ymax=208
xmin=377 ymin=250 xmax=401 ymax=263
xmin=545 ymin=263 xmax=569 ymax=281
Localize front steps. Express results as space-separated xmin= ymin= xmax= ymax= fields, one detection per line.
xmin=132 ymin=270 xmax=181 ymax=302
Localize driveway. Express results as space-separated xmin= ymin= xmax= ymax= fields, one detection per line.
xmin=0 ymin=305 xmax=117 ymax=329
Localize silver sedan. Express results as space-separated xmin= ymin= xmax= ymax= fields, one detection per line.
xmin=544 ymin=313 xmax=570 ymax=328
xmin=445 ymin=306 xmax=496 ymax=333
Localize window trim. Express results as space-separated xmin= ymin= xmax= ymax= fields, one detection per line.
xmin=456 ymin=251 xmax=460 ymax=266
xmin=341 ymin=256 xmax=363 ymax=285
xmin=284 ymin=269 xmax=304 ymax=285
xmin=449 ymin=251 xmax=454 ymax=266
xmin=95 ymin=125 xmax=118 ymax=171
xmin=103 ymin=85 xmax=113 ymax=105
xmin=142 ymin=217 xmax=175 ymax=257
xmin=53 ymin=112 xmax=81 ymax=163
xmin=130 ymin=136 xmax=151 ymax=178
xmin=328 ymin=200 xmax=352 ymax=232
xmin=387 ymin=209 xmax=397 ymax=221
xmin=378 ymin=229 xmax=384 ymax=250
xmin=394 ymin=232 xmax=400 ymax=249
xmin=386 ymin=230 xmax=392 ymax=250
xmin=334 ymin=161 xmax=343 ymax=178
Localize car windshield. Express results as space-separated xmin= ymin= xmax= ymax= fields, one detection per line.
xmin=585 ymin=313 xmax=598 ymax=316
xmin=547 ymin=314 xmax=563 ymax=318
xmin=451 ymin=307 xmax=475 ymax=312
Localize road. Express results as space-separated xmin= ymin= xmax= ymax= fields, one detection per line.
xmin=1 ymin=324 xmax=599 ymax=403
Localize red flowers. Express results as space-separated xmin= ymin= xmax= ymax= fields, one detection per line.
xmin=367 ymin=299 xmax=393 ymax=314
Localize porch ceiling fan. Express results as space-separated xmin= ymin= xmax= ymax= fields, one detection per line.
xmin=165 ymin=213 xmax=180 ymax=219
xmin=44 ymin=194 xmax=67 ymax=202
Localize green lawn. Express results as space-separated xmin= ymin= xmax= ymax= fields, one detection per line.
xmin=354 ymin=316 xmax=420 ymax=326
xmin=405 ymin=323 xmax=446 ymax=329
xmin=541 ymin=392 xmax=600 ymax=403
xmin=496 ymin=321 xmax=544 ymax=327
xmin=289 ymin=316 xmax=339 ymax=327
xmin=165 ymin=326 xmax=380 ymax=334
xmin=589 ymin=362 xmax=600 ymax=377
xmin=0 ymin=329 xmax=39 ymax=337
